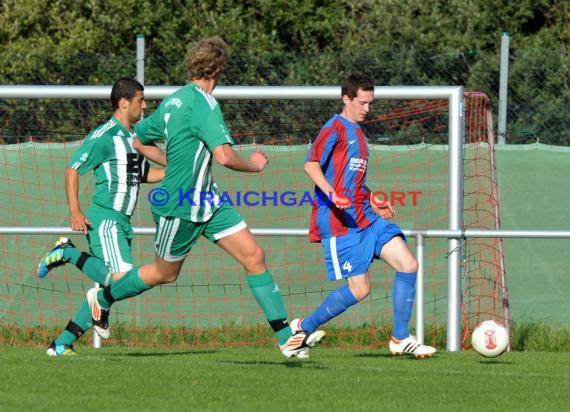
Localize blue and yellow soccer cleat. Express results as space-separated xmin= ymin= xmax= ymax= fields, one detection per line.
xmin=46 ymin=341 xmax=77 ymax=357
xmin=37 ymin=237 xmax=76 ymax=278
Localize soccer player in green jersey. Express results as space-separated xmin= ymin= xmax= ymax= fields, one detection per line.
xmin=37 ymin=77 xmax=166 ymax=356
xmin=85 ymin=36 xmax=325 ymax=358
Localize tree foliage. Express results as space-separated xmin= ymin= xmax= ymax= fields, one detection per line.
xmin=0 ymin=0 xmax=568 ymax=143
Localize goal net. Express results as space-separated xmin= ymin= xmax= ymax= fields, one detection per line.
xmin=0 ymin=88 xmax=507 ymax=350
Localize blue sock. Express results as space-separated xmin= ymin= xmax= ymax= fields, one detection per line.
xmin=392 ymin=272 xmax=417 ymax=340
xmin=301 ymin=284 xmax=358 ymax=333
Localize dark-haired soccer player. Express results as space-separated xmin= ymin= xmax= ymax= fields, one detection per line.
xmin=292 ymin=72 xmax=436 ymax=358
xmin=37 ymin=77 xmax=166 ymax=356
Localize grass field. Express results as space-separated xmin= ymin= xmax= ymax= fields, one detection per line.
xmin=1 ymin=345 xmax=568 ymax=411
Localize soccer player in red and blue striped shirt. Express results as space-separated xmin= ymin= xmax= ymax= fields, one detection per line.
xmin=295 ymin=73 xmax=436 ymax=357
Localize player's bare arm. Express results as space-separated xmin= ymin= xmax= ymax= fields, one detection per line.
xmin=303 ymin=161 xmax=351 ymax=208
xmin=145 ymin=168 xmax=166 ymax=183
xmin=133 ymin=137 xmax=166 ymax=167
xmin=64 ymin=167 xmax=91 ymax=233
xmin=213 ymin=144 xmax=268 ymax=173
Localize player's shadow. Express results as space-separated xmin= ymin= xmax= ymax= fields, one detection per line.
xmin=356 ymin=351 xmax=437 ymax=360
xmin=220 ymin=360 xmax=328 ymax=369
xmin=477 ymin=359 xmax=515 ymax=365
xmin=116 ymin=349 xmax=219 ymax=357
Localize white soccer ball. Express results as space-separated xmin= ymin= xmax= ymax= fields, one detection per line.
xmin=471 ymin=320 xmax=509 ymax=358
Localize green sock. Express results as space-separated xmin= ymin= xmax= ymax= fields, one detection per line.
xmin=62 ymin=247 xmax=81 ymax=263
xmin=64 ymin=248 xmax=110 ymax=284
xmin=246 ymin=271 xmax=292 ymax=345
xmin=98 ymin=267 xmax=151 ymax=309
xmin=54 ymin=301 xmax=91 ymax=346
xmin=55 ymin=330 xmax=79 ymax=347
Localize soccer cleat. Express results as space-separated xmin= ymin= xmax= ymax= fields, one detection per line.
xmin=279 ymin=319 xmax=326 ymax=358
xmin=289 ymin=318 xmax=304 ymax=334
xmin=290 ymin=318 xmax=326 ymax=347
xmin=86 ymin=287 xmax=110 ymax=339
xmin=37 ymin=237 xmax=76 ymax=278
xmin=389 ymin=335 xmax=437 ymax=358
xmin=93 ymin=307 xmax=111 ymax=339
xmin=46 ymin=340 xmax=77 ymax=357
xmin=295 ymin=348 xmax=310 ymax=359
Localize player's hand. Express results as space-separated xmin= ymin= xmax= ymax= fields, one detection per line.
xmin=249 ymin=148 xmax=269 ymax=172
xmin=371 ymin=201 xmax=395 ymax=219
xmin=70 ymin=211 xmax=91 ymax=234
xmin=333 ymin=191 xmax=352 ymax=209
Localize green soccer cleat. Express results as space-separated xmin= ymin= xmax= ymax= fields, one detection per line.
xmin=37 ymin=237 xmax=76 ymax=278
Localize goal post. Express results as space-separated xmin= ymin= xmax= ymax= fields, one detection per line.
xmin=1 ymin=85 xmax=507 ymax=352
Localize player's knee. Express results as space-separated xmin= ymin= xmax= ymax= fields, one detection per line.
xmin=241 ymin=244 xmax=266 ymax=273
xmin=156 ymin=269 xmax=180 ymax=284
xmin=402 ymin=257 xmax=419 ymax=273
xmin=143 ymin=263 xmax=181 ymax=285
xmin=351 ymin=284 xmax=371 ymax=301
xmin=355 ymin=288 xmax=370 ymax=301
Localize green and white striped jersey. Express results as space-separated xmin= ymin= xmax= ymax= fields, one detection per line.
xmin=135 ymin=83 xmax=234 ymax=222
xmin=69 ymin=116 xmax=149 ymax=217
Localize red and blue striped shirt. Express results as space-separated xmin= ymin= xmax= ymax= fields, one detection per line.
xmin=306 ymin=114 xmax=378 ymax=242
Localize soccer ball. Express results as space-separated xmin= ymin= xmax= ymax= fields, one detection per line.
xmin=471 ymin=320 xmax=509 ymax=358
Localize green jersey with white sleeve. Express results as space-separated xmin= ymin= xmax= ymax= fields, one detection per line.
xmin=135 ymin=83 xmax=234 ymax=222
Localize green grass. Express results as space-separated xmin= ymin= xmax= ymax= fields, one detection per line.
xmin=1 ymin=346 xmax=568 ymax=412
xmin=3 ymin=321 xmax=570 ymax=353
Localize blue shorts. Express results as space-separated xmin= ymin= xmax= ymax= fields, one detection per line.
xmin=321 ymin=219 xmax=404 ymax=280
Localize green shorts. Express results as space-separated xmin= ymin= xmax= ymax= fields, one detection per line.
xmin=153 ymin=204 xmax=246 ymax=262
xmin=86 ymin=206 xmax=134 ymax=274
